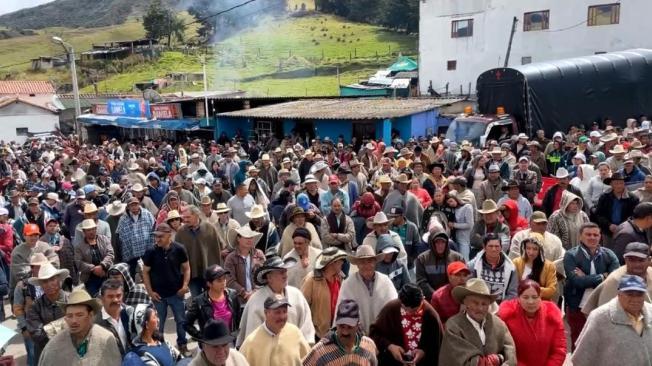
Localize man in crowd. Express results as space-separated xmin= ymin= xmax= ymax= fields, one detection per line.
xmin=593 ymin=172 xmax=640 ymax=246
xmin=611 ymin=202 xmax=652 ymax=263
xmin=115 ymin=197 xmax=155 ymax=278
xmin=95 ymin=279 xmax=134 ymax=355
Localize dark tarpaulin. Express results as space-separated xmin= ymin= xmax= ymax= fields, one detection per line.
xmin=477 ymin=49 xmax=652 ymax=134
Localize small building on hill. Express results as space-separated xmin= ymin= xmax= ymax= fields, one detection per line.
xmin=30 ymin=56 xmax=67 ymax=71
xmin=0 ymin=96 xmax=60 ymax=143
xmin=217 ymin=98 xmax=465 ymax=143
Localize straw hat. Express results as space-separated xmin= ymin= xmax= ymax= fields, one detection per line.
xmin=377 ymin=175 xmax=393 ymax=185
xmin=45 ymin=192 xmax=60 ymax=202
xmin=452 ymin=278 xmax=499 ymax=303
xmin=215 ymin=203 xmax=230 ymax=214
xmin=314 ymin=247 xmax=348 ymax=271
xmin=254 ymin=256 xmax=297 ymax=286
xmin=609 ymin=144 xmax=626 ymax=155
xmin=58 ymin=288 xmax=101 ymax=313
xmin=394 ymin=173 xmax=411 ymax=184
xmin=489 ymin=146 xmax=506 ymax=157
xmin=83 ymin=202 xmax=98 ymax=214
xmin=200 ymin=196 xmax=213 ymax=206
xmin=304 ymin=174 xmax=319 ymax=184
xmin=28 ymin=262 xmax=69 ymax=286
xmin=371 ymin=212 xmax=391 ymax=225
xmin=245 ymin=204 xmax=266 ymax=219
xmin=166 ymin=210 xmax=181 ymax=221
xmin=79 ymin=219 xmax=97 ymax=230
xmin=107 ymin=201 xmax=127 ymax=216
xmin=347 ymin=245 xmax=384 ymax=265
xmin=29 ymin=253 xmax=51 ymax=267
xmin=108 ymin=184 xmax=122 ymax=196
xmin=477 ymin=200 xmax=499 ymax=214
xmin=227 ymin=225 xmax=263 ymax=249
xmin=131 ymin=183 xmax=146 ymax=192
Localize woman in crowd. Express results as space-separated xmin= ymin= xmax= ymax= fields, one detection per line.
xmin=422 ymin=189 xmax=455 ymax=232
xmin=497 ymin=279 xmax=567 ymax=366
xmin=279 ymin=207 xmax=322 ymax=257
xmin=165 ymin=210 xmax=182 ymax=240
xmin=464 ymin=153 xmax=489 ymax=203
xmin=445 ymin=192 xmax=474 ymax=261
xmin=155 ymin=191 xmax=186 ymax=226
xmin=185 ymin=264 xmax=241 ymax=338
xmin=547 ymin=190 xmax=590 ymax=249
xmin=512 ymin=236 xmax=558 ymax=301
xmin=224 ymin=226 xmax=265 ymax=303
xmin=500 ymin=199 xmax=529 ymax=238
xmin=124 ymin=304 xmax=183 ymax=366
xmin=409 ymin=178 xmax=432 ymax=209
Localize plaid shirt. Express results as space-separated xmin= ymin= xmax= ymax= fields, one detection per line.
xmin=116 ymin=209 xmax=155 ymax=262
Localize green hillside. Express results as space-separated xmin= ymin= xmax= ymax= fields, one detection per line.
xmin=89 ymin=14 xmax=418 ymax=96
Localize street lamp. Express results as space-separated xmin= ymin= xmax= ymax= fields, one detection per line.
xmin=52 ymin=36 xmax=82 ymax=141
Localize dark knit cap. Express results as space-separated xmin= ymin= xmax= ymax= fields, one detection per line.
xmin=292 ymin=227 xmax=312 ymax=240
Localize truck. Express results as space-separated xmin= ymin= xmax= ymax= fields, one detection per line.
xmin=445 ymin=48 xmax=652 ymax=143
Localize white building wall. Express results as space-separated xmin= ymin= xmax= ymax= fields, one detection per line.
xmin=419 ymin=0 xmax=652 ymax=95
xmin=0 ymin=103 xmax=59 ymax=144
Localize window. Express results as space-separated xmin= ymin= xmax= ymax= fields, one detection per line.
xmin=588 ymin=3 xmax=620 ymax=26
xmin=524 ymin=10 xmax=549 ymax=31
xmin=447 ymin=60 xmax=457 ymax=70
xmin=16 ymin=128 xmax=28 ymax=136
xmin=452 ymin=19 xmax=473 ymax=38
xmin=595 ymin=51 xmax=607 ymax=54
xmin=521 ymin=56 xmax=532 ymax=65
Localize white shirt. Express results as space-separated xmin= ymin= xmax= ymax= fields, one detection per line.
xmin=465 ymin=312 xmax=486 ymax=345
xmin=102 ymin=307 xmax=127 ymax=349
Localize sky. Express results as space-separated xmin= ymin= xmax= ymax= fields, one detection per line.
xmin=0 ymin=0 xmax=55 ymax=15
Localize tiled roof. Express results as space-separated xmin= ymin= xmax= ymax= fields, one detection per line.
xmin=0 ymin=81 xmax=55 ymax=95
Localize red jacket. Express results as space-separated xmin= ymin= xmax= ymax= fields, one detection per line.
xmin=497 ymin=299 xmax=566 ymax=366
xmin=0 ymin=223 xmax=13 ymax=264
xmin=501 ymin=199 xmax=528 ymax=238
xmin=430 ymin=284 xmax=460 ymax=325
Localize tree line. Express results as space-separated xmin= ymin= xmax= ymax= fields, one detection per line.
xmin=315 ymin=0 xmax=419 ymax=33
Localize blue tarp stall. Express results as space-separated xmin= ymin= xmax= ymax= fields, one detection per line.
xmin=78 ymin=114 xmax=201 ymax=130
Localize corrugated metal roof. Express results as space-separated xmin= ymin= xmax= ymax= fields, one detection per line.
xmin=0 ymin=81 xmax=55 ymax=95
xmin=218 ymin=98 xmax=464 ymax=120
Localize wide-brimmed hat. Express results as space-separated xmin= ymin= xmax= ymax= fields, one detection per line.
xmin=394 ymin=173 xmax=411 ymax=184
xmin=501 ymin=180 xmax=519 ymax=191
xmin=45 ymin=192 xmax=60 ymax=202
xmin=107 ymin=201 xmax=127 ymax=216
xmin=288 ymin=207 xmax=307 ymax=221
xmin=315 ymin=247 xmax=347 ymax=270
xmin=58 ymin=288 xmax=101 ymax=313
xmin=604 ymin=172 xmax=625 ymax=185
xmin=215 ymin=203 xmax=230 ymax=214
xmin=554 ymin=167 xmax=570 ymax=179
xmin=609 ymin=144 xmax=627 ymax=154
xmin=347 ymin=245 xmax=384 ymax=265
xmin=79 ymin=219 xmax=97 ymax=230
xmin=83 ymin=202 xmax=98 ymax=214
xmin=245 ymin=204 xmax=266 ymax=219
xmin=108 ymin=184 xmax=122 ymax=196
xmin=28 ymin=262 xmax=69 ymax=286
xmin=600 ymin=133 xmax=618 ymax=143
xmin=377 ymin=175 xmax=393 ymax=185
xmin=29 ymin=253 xmax=51 ymax=266
xmin=166 ymin=210 xmax=181 ymax=221
xmin=303 ymin=174 xmax=319 ymax=184
xmin=254 ymin=256 xmax=297 ymax=286
xmin=227 ymin=225 xmax=263 ymax=249
xmin=477 ymin=199 xmax=499 ymax=214
xmin=193 ymin=319 xmax=235 ymax=346
xmin=371 ymin=212 xmax=391 ymax=225
xmin=452 ymin=278 xmax=499 ymax=303
xmin=131 ymin=183 xmax=146 ymax=192
xmin=489 ymin=146 xmax=506 ymax=157
xmin=310 ymin=161 xmax=329 ymax=173
xmin=128 ymin=163 xmax=140 ymax=171
xmin=200 ymin=195 xmax=213 ymax=206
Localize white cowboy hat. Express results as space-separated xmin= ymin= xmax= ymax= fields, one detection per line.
xmin=108 ymin=184 xmax=122 ymax=196
xmin=477 ymin=200 xmax=499 ymax=214
xmin=83 ymin=202 xmax=98 ymax=214
xmin=80 ymin=219 xmax=97 ymax=230
xmin=371 ymin=212 xmax=391 ymax=225
xmin=347 ymin=245 xmax=384 ymax=265
xmin=45 ymin=192 xmax=60 ymax=202
xmin=107 ymin=201 xmax=126 ymax=216
xmin=215 ymin=203 xmax=230 ymax=214
xmin=303 ymin=174 xmax=319 ymax=184
xmin=131 ymin=183 xmax=146 ymax=192
xmin=28 ymin=262 xmax=69 ymax=286
xmin=310 ymin=161 xmax=329 ymax=173
xmin=227 ymin=226 xmax=264 ymax=251
xmin=609 ymin=144 xmax=626 ymax=154
xmin=554 ymin=167 xmax=570 ymax=179
xmin=245 ymin=204 xmax=266 ymax=219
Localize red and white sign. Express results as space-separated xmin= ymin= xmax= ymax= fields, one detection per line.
xmin=150 ymin=104 xmax=182 ymax=119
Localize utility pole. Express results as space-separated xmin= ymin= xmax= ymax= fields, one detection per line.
xmin=202 ymin=55 xmax=210 ymax=126
xmin=504 ymin=17 xmax=518 ymax=67
xmin=52 ymin=37 xmax=81 ymax=143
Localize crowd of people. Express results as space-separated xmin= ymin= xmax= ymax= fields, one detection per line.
xmin=1 ymin=118 xmax=652 ymax=366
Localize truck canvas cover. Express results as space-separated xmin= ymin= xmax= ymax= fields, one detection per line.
xmin=476 ymin=49 xmax=652 ymax=134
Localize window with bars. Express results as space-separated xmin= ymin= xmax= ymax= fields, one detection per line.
xmin=452 ymin=19 xmax=473 ymax=38
xmin=524 ymin=10 xmax=550 ymax=31
xmin=588 ymin=3 xmax=620 ymax=26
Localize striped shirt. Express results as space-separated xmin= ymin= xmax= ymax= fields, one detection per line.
xmin=302 ymin=332 xmax=378 ymax=366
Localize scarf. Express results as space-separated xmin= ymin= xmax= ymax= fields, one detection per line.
xmin=401 ymin=303 xmax=424 ymax=352
xmin=326 ymin=211 xmax=346 ymax=234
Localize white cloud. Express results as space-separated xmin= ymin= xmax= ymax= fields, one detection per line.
xmin=0 ymin=0 xmax=56 ymax=16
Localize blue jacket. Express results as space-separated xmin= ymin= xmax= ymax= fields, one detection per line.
xmin=563 ymin=244 xmax=620 ymax=310
xmin=146 ymin=172 xmax=168 ymax=207
xmin=620 ymin=166 xmax=646 ymax=191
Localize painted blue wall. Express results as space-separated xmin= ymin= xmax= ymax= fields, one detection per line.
xmin=410 ymin=110 xmax=438 ymax=139
xmin=215 ymin=117 xmax=253 ymax=140
xmin=392 ymin=116 xmax=411 ymax=142
xmin=314 ymin=119 xmax=352 ymax=142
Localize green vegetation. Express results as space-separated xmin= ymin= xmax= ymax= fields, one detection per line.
xmin=88 ymin=14 xmax=417 ymax=96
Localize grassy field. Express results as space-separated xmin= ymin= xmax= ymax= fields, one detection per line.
xmin=0 ymin=13 xmax=417 ymax=96
xmin=89 ymin=14 xmax=417 ymax=95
